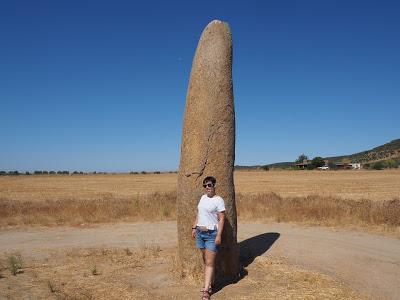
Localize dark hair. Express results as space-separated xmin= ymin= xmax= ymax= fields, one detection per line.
xmin=203 ymin=176 xmax=216 ymax=186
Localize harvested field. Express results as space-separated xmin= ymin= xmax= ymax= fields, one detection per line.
xmin=1 ymin=169 xmax=399 ymax=202
xmin=0 ymin=173 xmax=177 ymax=202
xmin=0 ymin=170 xmax=399 ymax=232
xmin=235 ymin=169 xmax=400 ymax=200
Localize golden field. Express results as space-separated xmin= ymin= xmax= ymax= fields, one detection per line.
xmin=235 ymin=169 xmax=400 ymax=200
xmin=1 ymin=169 xmax=400 ymax=202
xmin=0 ymin=170 xmax=397 ymax=299
xmin=0 ymin=170 xmax=399 ymax=231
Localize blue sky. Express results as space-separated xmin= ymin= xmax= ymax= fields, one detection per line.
xmin=1 ymin=1 xmax=399 ymax=172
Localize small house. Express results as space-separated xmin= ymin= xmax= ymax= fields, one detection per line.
xmin=349 ymin=163 xmax=361 ymax=169
xmin=295 ymin=159 xmax=311 ymax=169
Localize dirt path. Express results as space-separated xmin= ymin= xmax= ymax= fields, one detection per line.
xmin=1 ymin=222 xmax=399 ymax=300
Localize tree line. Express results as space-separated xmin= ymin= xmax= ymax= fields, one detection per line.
xmin=0 ymin=170 xmax=178 ymax=176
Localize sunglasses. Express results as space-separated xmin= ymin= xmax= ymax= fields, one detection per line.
xmin=203 ymin=183 xmax=214 ymax=188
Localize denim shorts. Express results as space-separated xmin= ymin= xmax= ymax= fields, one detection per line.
xmin=195 ymin=228 xmax=218 ymax=253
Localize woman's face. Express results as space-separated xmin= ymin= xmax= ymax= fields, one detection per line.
xmin=203 ymin=181 xmax=215 ymax=196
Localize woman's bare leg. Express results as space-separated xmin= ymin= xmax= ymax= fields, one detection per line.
xmin=201 ymin=248 xmax=206 ymax=264
xmin=204 ymin=249 xmax=216 ymax=292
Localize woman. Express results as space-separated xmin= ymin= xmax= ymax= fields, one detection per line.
xmin=191 ymin=176 xmax=225 ymax=300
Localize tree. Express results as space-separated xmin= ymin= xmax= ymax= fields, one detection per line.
xmin=295 ymin=154 xmax=308 ymax=164
xmin=307 ymin=164 xmax=315 ymax=170
xmin=328 ymin=161 xmax=337 ymax=170
xmin=386 ymin=159 xmax=397 ymax=168
xmin=311 ymin=157 xmax=325 ymax=168
xmin=372 ymin=161 xmax=384 ymax=170
xmin=261 ymin=165 xmax=269 ymax=171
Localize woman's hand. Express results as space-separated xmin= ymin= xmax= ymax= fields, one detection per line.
xmin=191 ymin=228 xmax=196 ymax=239
xmin=215 ymin=234 xmax=222 ymax=246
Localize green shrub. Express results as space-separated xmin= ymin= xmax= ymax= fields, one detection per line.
xmin=311 ymin=157 xmax=325 ymax=168
xmin=328 ymin=162 xmax=337 ymax=170
xmin=7 ymin=253 xmax=23 ymax=276
xmin=47 ymin=280 xmax=58 ymax=293
xmin=91 ymin=265 xmax=100 ymax=275
xmin=386 ymin=159 xmax=397 ymax=168
xmin=372 ymin=161 xmax=385 ymax=170
xmin=295 ymin=154 xmax=308 ymax=164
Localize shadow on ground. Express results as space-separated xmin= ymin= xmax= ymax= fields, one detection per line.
xmin=213 ymin=232 xmax=280 ymax=294
xmin=239 ymin=232 xmax=280 ymax=267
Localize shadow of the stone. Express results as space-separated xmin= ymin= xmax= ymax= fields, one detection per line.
xmin=239 ymin=232 xmax=280 ymax=267
xmin=213 ymin=232 xmax=280 ymax=294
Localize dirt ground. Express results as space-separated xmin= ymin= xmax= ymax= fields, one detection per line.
xmin=1 ymin=221 xmax=399 ymax=299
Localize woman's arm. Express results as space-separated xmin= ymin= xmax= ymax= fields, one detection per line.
xmin=191 ymin=215 xmax=198 ymax=238
xmin=215 ymin=211 xmax=225 ymax=245
xmin=193 ymin=214 xmax=198 ymax=228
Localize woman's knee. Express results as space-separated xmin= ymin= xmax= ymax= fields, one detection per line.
xmin=205 ymin=252 xmax=216 ymax=267
xmin=205 ymin=258 xmax=214 ymax=267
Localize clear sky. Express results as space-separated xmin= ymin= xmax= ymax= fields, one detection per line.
xmin=1 ymin=1 xmax=399 ymax=172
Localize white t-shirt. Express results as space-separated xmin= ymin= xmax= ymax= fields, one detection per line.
xmin=196 ymin=194 xmax=226 ymax=230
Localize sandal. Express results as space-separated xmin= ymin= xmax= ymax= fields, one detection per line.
xmin=200 ymin=286 xmax=212 ymax=294
xmin=201 ymin=290 xmax=211 ymax=300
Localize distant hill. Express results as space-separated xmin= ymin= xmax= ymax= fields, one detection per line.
xmin=235 ymin=138 xmax=400 ymax=169
xmin=325 ymin=139 xmax=400 ymax=164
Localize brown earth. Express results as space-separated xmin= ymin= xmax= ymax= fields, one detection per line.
xmin=1 ymin=221 xmax=399 ymax=299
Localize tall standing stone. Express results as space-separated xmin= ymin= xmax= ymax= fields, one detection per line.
xmin=177 ymin=20 xmax=239 ymax=280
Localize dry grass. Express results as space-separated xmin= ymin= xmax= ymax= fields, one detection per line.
xmin=0 ymin=192 xmax=176 ymax=227
xmin=0 ymin=173 xmax=177 ymax=203
xmin=235 ymin=169 xmax=400 ymax=200
xmin=236 ymin=193 xmax=400 ymax=228
xmin=0 ymin=170 xmax=399 ymax=232
xmin=0 ymin=246 xmax=165 ymax=299
xmin=216 ymin=256 xmax=369 ymax=300
xmin=1 ymin=191 xmax=399 ymax=234
xmin=1 ymin=170 xmax=400 ymax=203
xmin=0 ymin=248 xmax=368 ymax=299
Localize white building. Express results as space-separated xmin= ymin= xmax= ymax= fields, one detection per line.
xmin=349 ymin=163 xmax=361 ymax=169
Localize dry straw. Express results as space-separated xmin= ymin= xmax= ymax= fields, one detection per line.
xmin=1 ymin=191 xmax=399 ymax=232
